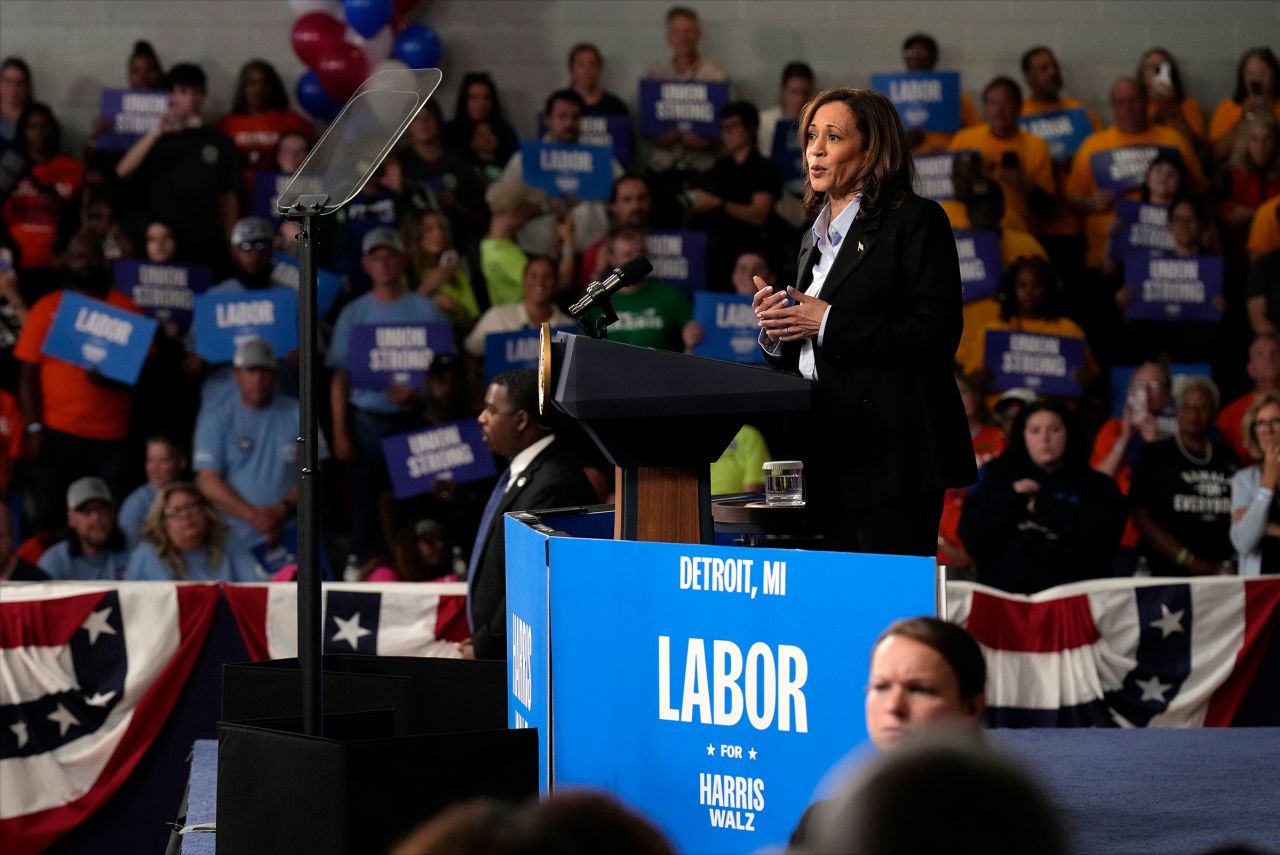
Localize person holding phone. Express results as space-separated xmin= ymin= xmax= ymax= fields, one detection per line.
xmin=949 ymin=76 xmax=1056 ymax=234
xmin=1210 ymin=47 xmax=1280 ymax=163
xmin=753 ymin=88 xmax=975 ymax=555
xmin=1137 ymin=48 xmax=1205 ymax=152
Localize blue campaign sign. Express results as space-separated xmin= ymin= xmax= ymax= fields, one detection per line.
xmin=984 ymin=329 xmax=1086 ymax=398
xmin=346 ymin=321 xmax=454 ymax=391
xmin=40 ymin=291 xmax=157 ymax=385
xmin=193 ymin=288 xmax=297 ymax=363
xmin=1124 ymin=254 xmax=1224 ymax=322
xmin=912 ymin=151 xmax=962 ymax=201
xmin=770 ymin=121 xmax=804 ymax=197
xmin=509 ymin=530 xmax=935 ymax=853
xmin=638 ymin=79 xmax=730 ymax=140
xmin=1017 ymin=108 xmax=1092 ymax=161
xmin=484 ymin=326 xmax=577 ymax=384
xmin=953 ymin=230 xmax=1002 ymax=302
xmin=112 ymin=259 xmax=212 ymax=331
xmin=507 ymin=516 xmax=553 ymax=791
xmin=869 ymin=71 xmax=961 ymax=132
xmin=691 ymin=292 xmax=765 ymax=365
xmin=520 ymin=141 xmax=613 ymax=201
xmin=648 ymin=231 xmax=709 ymax=294
xmin=269 ymin=251 xmax=342 ymax=317
xmin=1108 ymin=200 xmax=1174 ymax=260
xmin=253 ymin=171 xmax=293 ymax=224
xmin=381 ymin=419 xmax=496 ymax=500
xmin=1089 ymin=145 xmax=1179 ymax=194
xmin=579 ymin=114 xmax=633 ymax=166
xmin=97 ymin=88 xmax=168 ymax=151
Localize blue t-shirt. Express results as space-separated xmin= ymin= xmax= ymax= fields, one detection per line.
xmin=125 ymin=539 xmax=263 ymax=582
xmin=327 ymin=290 xmax=447 ymax=413
xmin=38 ymin=541 xmax=130 ymax=581
xmin=118 ymin=483 xmax=157 ymax=549
xmin=193 ymin=393 xmax=326 ymax=553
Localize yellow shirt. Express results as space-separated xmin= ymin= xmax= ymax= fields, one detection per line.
xmin=1209 ymin=99 xmax=1280 ymax=145
xmin=1247 ymin=195 xmax=1280 ymax=257
xmin=949 ymin=125 xmax=1055 ymax=233
xmin=1066 ymin=125 xmax=1206 ymax=268
xmin=1022 ymin=96 xmax=1101 ymax=237
xmin=952 ymin=232 xmax=1048 ymax=375
xmin=1148 ymin=97 xmax=1206 ymax=139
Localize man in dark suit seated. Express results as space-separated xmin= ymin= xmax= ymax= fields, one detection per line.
xmin=463 ymin=368 xmax=597 ymax=661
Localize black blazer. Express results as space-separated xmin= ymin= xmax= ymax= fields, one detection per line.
xmin=766 ymin=193 xmax=976 ymax=509
xmin=470 ymin=438 xmax=597 ymax=660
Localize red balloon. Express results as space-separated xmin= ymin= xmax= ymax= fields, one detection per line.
xmin=292 ymin=12 xmax=346 ymax=68
xmin=315 ymin=42 xmax=370 ymax=102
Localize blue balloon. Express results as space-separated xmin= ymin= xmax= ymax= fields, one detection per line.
xmin=393 ymin=24 xmax=442 ymax=69
xmin=343 ymin=0 xmax=393 ymax=39
xmin=296 ymin=70 xmax=339 ymax=122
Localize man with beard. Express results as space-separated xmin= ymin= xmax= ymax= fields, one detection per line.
xmin=37 ymin=477 xmax=129 ymax=580
xmin=15 ymin=232 xmax=143 ymax=532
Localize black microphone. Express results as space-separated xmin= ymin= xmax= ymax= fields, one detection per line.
xmin=569 ymin=255 xmax=653 ymax=317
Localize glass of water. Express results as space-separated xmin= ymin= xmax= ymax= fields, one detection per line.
xmin=763 ymin=460 xmax=804 ymax=506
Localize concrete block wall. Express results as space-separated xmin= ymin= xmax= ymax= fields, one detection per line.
xmin=1 ymin=0 xmax=1277 ymax=149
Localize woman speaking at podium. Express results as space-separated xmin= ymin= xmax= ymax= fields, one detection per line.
xmin=755 ymin=88 xmax=975 ymax=555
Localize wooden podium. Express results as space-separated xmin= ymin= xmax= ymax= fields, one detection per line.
xmin=541 ymin=331 xmax=811 ymax=544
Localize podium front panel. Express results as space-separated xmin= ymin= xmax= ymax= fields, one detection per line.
xmin=506 ymin=514 xmax=934 ymax=854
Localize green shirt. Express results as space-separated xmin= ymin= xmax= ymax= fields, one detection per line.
xmin=711 ymin=425 xmax=772 ymax=495
xmin=602 ymin=281 xmax=692 ymax=351
xmin=479 ymin=237 xmax=527 ymax=307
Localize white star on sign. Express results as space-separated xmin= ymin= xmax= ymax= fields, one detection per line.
xmin=10 ymin=721 xmax=28 ymax=749
xmin=331 ymin=612 xmax=372 ymax=650
xmin=1149 ymin=604 xmax=1186 ymax=639
xmin=85 ymin=691 xmax=117 ymax=708
xmin=82 ymin=608 xmax=117 ymax=645
xmin=705 ymin=743 xmax=715 ymax=756
xmin=1136 ymin=675 xmax=1173 ymax=703
xmin=748 ymin=747 xmax=758 ymax=760
xmin=48 ymin=704 xmax=79 ymax=737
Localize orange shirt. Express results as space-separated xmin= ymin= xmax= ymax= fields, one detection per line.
xmin=1216 ymin=392 xmax=1256 ymax=464
xmin=1247 ymin=195 xmax=1280 ymax=257
xmin=1001 ymin=228 xmax=1048 ymax=267
xmin=1148 ymin=97 xmax=1206 ymax=140
xmin=949 ymin=126 xmax=1055 ymax=233
xmin=960 ymin=314 xmax=1093 ymax=382
xmin=913 ymin=92 xmax=981 ymax=154
xmin=1022 ymin=95 xmax=1101 ymax=128
xmin=1066 ymin=125 xmax=1206 ymax=268
xmin=0 ymin=389 xmax=22 ymax=492
xmin=1209 ymin=99 xmax=1280 ymax=145
xmin=1090 ymin=417 xmax=1140 ymax=548
xmin=952 ymin=234 xmax=1047 ymax=374
xmin=14 ymin=290 xmax=141 ymax=441
xmin=1 ymin=156 xmax=85 ymax=269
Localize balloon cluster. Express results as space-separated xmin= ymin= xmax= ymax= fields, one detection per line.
xmin=288 ymin=0 xmax=441 ymax=121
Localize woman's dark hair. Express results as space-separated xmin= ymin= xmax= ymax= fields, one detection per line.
xmin=1137 ymin=48 xmax=1187 ymax=103
xmin=874 ymin=617 xmax=986 ymax=700
xmin=997 ymin=256 xmax=1063 ymax=322
xmin=798 ymin=88 xmax=915 ymax=219
xmin=16 ymin=101 xmax=60 ymax=158
xmin=450 ymin=72 xmax=517 ymax=162
xmin=232 ymin=59 xmax=290 ymax=114
xmin=1003 ymin=398 xmax=1084 ymax=472
xmin=420 ymin=98 xmax=444 ymax=126
xmin=1233 ymin=47 xmax=1280 ymax=104
xmin=453 ymin=71 xmax=508 ymax=125
xmin=1140 ymin=150 xmax=1188 ymax=202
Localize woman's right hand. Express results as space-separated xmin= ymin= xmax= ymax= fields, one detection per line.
xmin=752 ymin=277 xmax=789 ymax=341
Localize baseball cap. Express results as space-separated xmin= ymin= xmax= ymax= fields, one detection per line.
xmin=233 ymin=336 xmax=276 ymax=370
xmin=231 ymin=216 xmax=274 ymax=247
xmin=362 ymin=226 xmax=405 ymax=255
xmin=67 ymin=476 xmax=113 ymax=510
xmin=484 ymin=178 xmax=546 ymax=215
xmin=996 ymin=387 xmax=1037 ymax=407
xmin=414 ymin=519 xmax=445 ymax=541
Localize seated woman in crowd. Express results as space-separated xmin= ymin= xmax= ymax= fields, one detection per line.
xmin=1230 ymin=392 xmax=1280 ymax=574
xmin=959 ymin=399 xmax=1126 ymax=593
xmin=125 ymin=482 xmax=262 ymax=581
xmin=217 ymin=59 xmax=314 ymax=196
xmin=1218 ymin=111 xmax=1280 ymax=259
xmin=1130 ymin=377 xmax=1237 ymax=575
xmin=403 ymin=208 xmax=480 ymax=330
xmin=1210 ymin=46 xmax=1280 ymax=162
xmin=464 ymin=254 xmax=573 ymax=358
xmin=2 ymin=102 xmax=84 ymax=286
xmin=118 ymin=435 xmax=189 ymax=549
xmin=360 ymin=518 xmax=455 ymax=582
xmin=1137 ymin=47 xmax=1206 ymax=152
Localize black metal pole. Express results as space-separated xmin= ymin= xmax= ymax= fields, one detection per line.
xmin=296 ymin=209 xmax=323 ymax=737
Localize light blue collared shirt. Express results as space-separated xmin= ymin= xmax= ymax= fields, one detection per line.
xmin=760 ymin=195 xmax=862 ymax=380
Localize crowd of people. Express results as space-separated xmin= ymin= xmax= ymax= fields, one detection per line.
xmin=1 ymin=6 xmax=1279 ymax=599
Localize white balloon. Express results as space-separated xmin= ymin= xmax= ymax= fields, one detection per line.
xmin=373 ymin=58 xmax=410 ymax=75
xmin=345 ymin=25 xmax=393 ymax=65
xmin=288 ymin=0 xmax=343 ymax=16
